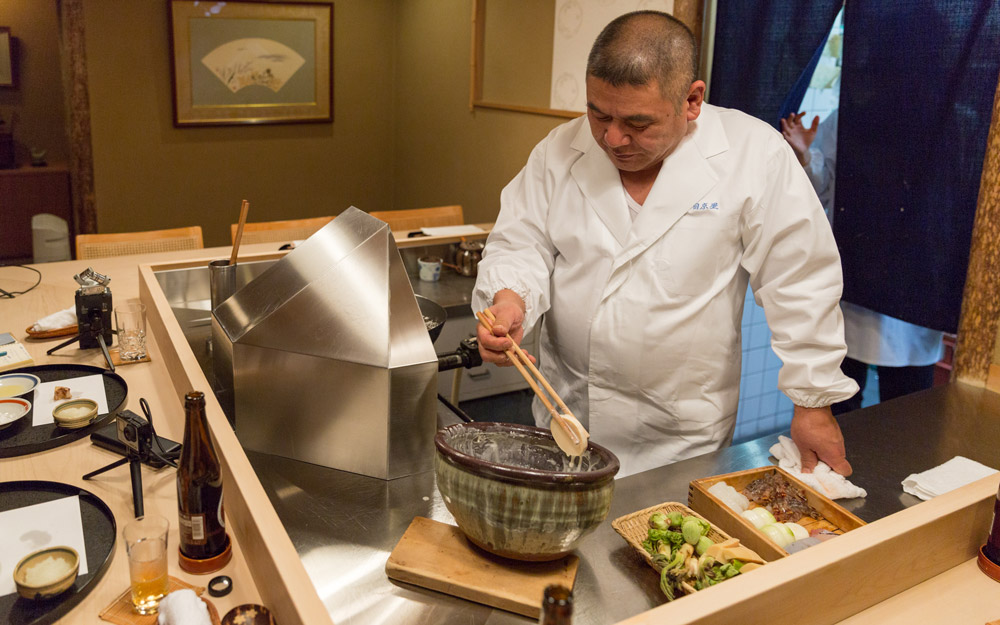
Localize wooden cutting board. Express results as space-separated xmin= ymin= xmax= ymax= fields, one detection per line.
xmin=385 ymin=516 xmax=579 ymax=618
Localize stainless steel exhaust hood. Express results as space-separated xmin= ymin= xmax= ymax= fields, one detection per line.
xmin=212 ymin=207 xmax=438 ymax=479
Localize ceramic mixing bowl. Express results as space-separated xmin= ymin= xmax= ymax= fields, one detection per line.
xmin=435 ymin=422 xmax=620 ymax=561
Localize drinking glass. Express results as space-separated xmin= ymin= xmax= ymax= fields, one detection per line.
xmin=115 ymin=303 xmax=147 ymax=361
xmin=124 ymin=514 xmax=169 ymax=614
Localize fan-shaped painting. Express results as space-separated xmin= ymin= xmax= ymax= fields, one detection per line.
xmin=169 ymin=1 xmax=332 ymax=126
xmin=202 ymin=39 xmax=306 ymax=94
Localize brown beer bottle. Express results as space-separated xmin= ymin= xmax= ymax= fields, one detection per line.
xmin=177 ymin=391 xmax=228 ymax=561
xmin=538 ymin=585 xmax=573 ymax=625
xmin=983 ymin=485 xmax=1000 ymax=564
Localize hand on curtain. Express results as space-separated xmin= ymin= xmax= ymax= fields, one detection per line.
xmin=780 ymin=112 xmax=820 ymax=166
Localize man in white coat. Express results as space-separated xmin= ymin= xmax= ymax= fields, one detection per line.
xmin=473 ymin=11 xmax=859 ymax=478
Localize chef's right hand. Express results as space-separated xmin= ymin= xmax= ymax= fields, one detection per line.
xmin=477 ymin=290 xmax=535 ymax=367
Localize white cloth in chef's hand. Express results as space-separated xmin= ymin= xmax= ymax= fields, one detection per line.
xmin=31 ymin=307 xmax=76 ymax=332
xmin=769 ymin=435 xmax=867 ymax=500
xmin=901 ymin=456 xmax=998 ymax=501
xmin=157 ymin=589 xmax=211 ymax=625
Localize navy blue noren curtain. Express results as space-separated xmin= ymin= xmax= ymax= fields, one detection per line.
xmin=710 ymin=1 xmax=842 ymax=127
xmin=835 ymin=2 xmax=1000 ymax=333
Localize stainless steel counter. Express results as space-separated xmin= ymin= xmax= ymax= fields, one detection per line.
xmin=245 ymin=383 xmax=1000 ymax=624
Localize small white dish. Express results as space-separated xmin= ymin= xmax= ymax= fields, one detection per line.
xmin=0 ymin=398 xmax=31 ymax=430
xmin=0 ymin=373 xmax=40 ymax=399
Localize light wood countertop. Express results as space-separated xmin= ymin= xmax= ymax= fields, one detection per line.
xmin=0 ymin=244 xmax=312 ymax=623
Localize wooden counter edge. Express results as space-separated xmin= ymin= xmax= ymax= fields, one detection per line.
xmin=614 ymin=472 xmax=999 ymax=625
xmin=139 ymin=259 xmax=334 ymax=625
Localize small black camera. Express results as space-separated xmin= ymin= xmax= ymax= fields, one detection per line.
xmin=74 ymin=268 xmax=113 ymax=350
xmin=116 ymin=410 xmax=152 ymax=457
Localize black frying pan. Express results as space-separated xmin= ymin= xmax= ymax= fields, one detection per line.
xmin=416 ymin=295 xmax=446 ymax=344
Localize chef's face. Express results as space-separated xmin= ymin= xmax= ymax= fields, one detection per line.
xmin=586 ymin=76 xmax=705 ymax=175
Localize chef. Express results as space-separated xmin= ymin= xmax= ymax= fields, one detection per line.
xmin=472 ymin=10 xmax=859 ymax=478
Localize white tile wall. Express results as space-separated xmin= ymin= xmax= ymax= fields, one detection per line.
xmin=734 ymin=287 xmax=794 ymax=443
xmin=734 ymin=285 xmax=878 ymax=444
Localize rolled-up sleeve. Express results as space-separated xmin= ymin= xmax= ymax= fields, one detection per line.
xmin=472 ymin=140 xmax=558 ymax=330
xmin=740 ymin=134 xmax=859 ymax=408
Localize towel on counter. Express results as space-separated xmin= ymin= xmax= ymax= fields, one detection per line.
xmin=31 ymin=307 xmax=76 ymax=332
xmin=769 ymin=435 xmax=867 ymax=500
xmin=901 ymin=456 xmax=998 ymax=501
xmin=157 ymin=589 xmax=211 ymax=625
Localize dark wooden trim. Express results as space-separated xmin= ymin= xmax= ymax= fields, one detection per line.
xmin=57 ymin=0 xmax=97 ymax=238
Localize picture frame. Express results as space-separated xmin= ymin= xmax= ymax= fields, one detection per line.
xmin=168 ymin=0 xmax=332 ymax=126
xmin=0 ymin=28 xmax=15 ymax=89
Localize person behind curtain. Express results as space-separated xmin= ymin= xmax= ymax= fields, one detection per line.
xmin=781 ymin=110 xmax=945 ymax=415
xmin=473 ymin=11 xmax=859 ymax=478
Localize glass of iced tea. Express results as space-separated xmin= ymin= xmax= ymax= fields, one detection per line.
xmin=123 ymin=514 xmax=170 ymax=614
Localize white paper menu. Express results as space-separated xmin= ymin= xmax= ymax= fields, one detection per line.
xmin=32 ymin=374 xmax=110 ymax=426
xmin=0 ymin=496 xmax=89 ymax=597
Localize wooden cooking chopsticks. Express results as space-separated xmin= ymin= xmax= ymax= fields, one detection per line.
xmin=475 ymin=308 xmax=583 ymax=446
xmin=229 ymin=199 xmax=250 ymax=266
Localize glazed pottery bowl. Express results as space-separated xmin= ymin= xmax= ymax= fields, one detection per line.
xmin=52 ymin=399 xmax=99 ymax=429
xmin=435 ymin=422 xmax=620 ymax=561
xmin=13 ymin=546 xmax=80 ymax=600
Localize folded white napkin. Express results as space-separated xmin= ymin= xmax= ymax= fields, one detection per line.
xmin=31 ymin=307 xmax=76 ymax=332
xmin=157 ymin=589 xmax=211 ymax=625
xmin=769 ymin=435 xmax=867 ymax=500
xmin=901 ymin=456 xmax=997 ymax=501
xmin=420 ymin=225 xmax=486 ymax=236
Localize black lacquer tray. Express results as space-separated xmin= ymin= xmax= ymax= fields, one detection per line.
xmin=0 ymin=481 xmax=118 ymax=625
xmin=0 ymin=365 xmax=128 ymax=458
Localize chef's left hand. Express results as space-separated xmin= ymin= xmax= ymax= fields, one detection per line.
xmin=790 ymin=405 xmax=852 ymax=476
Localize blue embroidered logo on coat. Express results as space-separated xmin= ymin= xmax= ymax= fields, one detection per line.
xmin=690 ymin=202 xmax=719 ymax=211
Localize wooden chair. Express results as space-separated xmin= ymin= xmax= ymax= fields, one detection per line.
xmin=369 ymin=205 xmax=464 ymax=231
xmin=232 ymin=216 xmax=335 ymax=245
xmin=76 ymin=226 xmax=204 ymax=259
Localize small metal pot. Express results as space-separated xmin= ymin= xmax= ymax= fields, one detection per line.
xmin=454 ymin=240 xmax=484 ymax=277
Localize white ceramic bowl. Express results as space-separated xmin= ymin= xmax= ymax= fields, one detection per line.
xmin=0 ymin=397 xmax=31 ymax=430
xmin=0 ymin=373 xmax=40 ymax=398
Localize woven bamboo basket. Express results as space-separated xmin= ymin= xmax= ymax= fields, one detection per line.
xmin=611 ymin=501 xmax=749 ymax=572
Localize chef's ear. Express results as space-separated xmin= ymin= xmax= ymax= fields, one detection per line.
xmin=683 ymin=80 xmax=706 ymax=121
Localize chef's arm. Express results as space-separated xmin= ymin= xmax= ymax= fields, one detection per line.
xmin=476 ymin=289 xmax=535 ymax=367
xmin=790 ymin=405 xmax=851 ymax=476
xmin=472 ymin=136 xmax=557 ymax=366
xmin=742 ymin=132 xmax=859 ymax=473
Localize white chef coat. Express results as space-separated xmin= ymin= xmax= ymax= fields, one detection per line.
xmin=473 ymin=103 xmax=859 ymax=477
xmin=807 ymin=111 xmax=945 ymax=367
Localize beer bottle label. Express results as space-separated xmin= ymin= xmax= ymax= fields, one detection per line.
xmin=179 ymin=512 xmax=207 ymax=544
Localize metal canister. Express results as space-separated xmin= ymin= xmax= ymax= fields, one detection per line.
xmin=454 ymin=239 xmax=484 ymax=277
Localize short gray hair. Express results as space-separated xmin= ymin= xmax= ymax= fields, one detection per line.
xmin=586 ymin=11 xmax=698 ymax=105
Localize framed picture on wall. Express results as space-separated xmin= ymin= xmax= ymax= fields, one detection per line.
xmin=0 ymin=28 xmax=15 ymax=88
xmin=168 ymin=0 xmax=332 ymax=126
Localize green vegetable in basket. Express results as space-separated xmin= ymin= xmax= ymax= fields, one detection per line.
xmin=695 ymin=535 xmax=714 ymax=556
xmin=681 ymin=516 xmax=709 ymax=545
xmin=648 ymin=528 xmax=684 ymax=547
xmin=659 ymin=566 xmax=675 ymax=600
xmin=666 ymin=511 xmax=684 ymax=527
xmin=649 ymin=512 xmax=670 ymax=530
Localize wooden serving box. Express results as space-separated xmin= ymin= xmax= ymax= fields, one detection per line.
xmin=688 ymin=466 xmax=866 ymax=561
